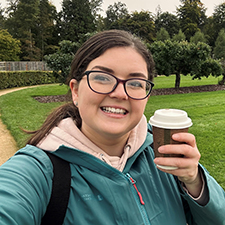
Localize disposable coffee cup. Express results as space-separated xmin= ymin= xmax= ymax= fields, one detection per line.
xmin=149 ymin=109 xmax=192 ymax=170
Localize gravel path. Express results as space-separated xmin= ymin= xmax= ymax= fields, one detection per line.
xmin=0 ymin=86 xmax=44 ymax=165
xmin=0 ymin=118 xmax=17 ymax=165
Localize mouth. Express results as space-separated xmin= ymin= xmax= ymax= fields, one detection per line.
xmin=101 ymin=106 xmax=128 ymax=115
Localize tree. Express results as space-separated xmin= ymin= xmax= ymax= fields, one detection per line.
xmin=58 ymin=0 xmax=96 ymax=43
xmin=214 ymin=29 xmax=225 ymax=59
xmin=148 ymin=40 xmax=221 ymax=88
xmin=177 ymin=0 xmax=207 ymax=40
xmin=214 ymin=29 xmax=225 ymax=84
xmin=104 ymin=1 xmax=128 ymax=29
xmin=0 ymin=4 xmax=5 ymax=29
xmin=188 ymin=42 xmax=222 ymax=79
xmin=190 ymin=30 xmax=207 ymax=43
xmin=201 ymin=16 xmax=215 ymax=47
xmin=156 ymin=27 xmax=170 ymax=41
xmin=0 ymin=29 xmax=21 ymax=61
xmin=155 ymin=12 xmax=180 ymax=37
xmin=35 ymin=0 xmax=58 ymax=60
xmin=89 ymin=0 xmax=103 ymax=19
xmin=44 ymin=40 xmax=80 ymax=83
xmin=172 ymin=29 xmax=186 ymax=41
xmin=111 ymin=11 xmax=155 ymax=43
xmin=195 ymin=58 xmax=222 ymax=81
xmin=212 ymin=3 xmax=225 ymax=47
xmin=5 ymin=0 xmax=41 ymax=60
xmin=149 ymin=40 xmax=185 ymax=88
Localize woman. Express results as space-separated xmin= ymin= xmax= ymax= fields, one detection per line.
xmin=0 ymin=30 xmax=224 ymax=225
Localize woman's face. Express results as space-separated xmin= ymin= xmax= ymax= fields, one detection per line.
xmin=70 ymin=47 xmax=149 ymax=144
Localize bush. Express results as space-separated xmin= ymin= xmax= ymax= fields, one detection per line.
xmin=44 ymin=40 xmax=80 ymax=83
xmin=0 ymin=71 xmax=58 ymax=90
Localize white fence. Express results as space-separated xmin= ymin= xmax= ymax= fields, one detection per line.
xmin=0 ymin=61 xmax=51 ymax=71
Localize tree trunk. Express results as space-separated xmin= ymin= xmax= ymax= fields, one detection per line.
xmin=175 ymin=72 xmax=181 ymax=89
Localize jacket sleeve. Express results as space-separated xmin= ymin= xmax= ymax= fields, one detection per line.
xmin=179 ymin=165 xmax=225 ymax=225
xmin=0 ymin=145 xmax=53 ymax=225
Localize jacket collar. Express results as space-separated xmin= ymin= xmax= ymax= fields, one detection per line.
xmin=37 ymin=115 xmax=148 ymax=172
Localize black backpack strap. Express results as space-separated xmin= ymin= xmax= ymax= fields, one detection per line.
xmin=41 ymin=151 xmax=71 ymax=225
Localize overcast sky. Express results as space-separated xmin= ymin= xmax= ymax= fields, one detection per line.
xmin=1 ymin=0 xmax=225 ymax=16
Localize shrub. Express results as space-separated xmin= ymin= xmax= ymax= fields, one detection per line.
xmin=0 ymin=71 xmax=58 ymax=90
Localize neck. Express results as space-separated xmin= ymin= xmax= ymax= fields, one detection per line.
xmin=81 ymin=129 xmax=130 ymax=157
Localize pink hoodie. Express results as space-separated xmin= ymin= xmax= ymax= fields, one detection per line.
xmin=37 ymin=115 xmax=147 ymax=172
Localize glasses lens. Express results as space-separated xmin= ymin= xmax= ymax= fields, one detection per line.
xmin=88 ymin=72 xmax=116 ymax=94
xmin=87 ymin=71 xmax=152 ymax=100
xmin=126 ymin=79 xmax=152 ymax=99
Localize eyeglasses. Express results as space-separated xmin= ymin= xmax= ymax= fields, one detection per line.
xmin=84 ymin=70 xmax=154 ymax=100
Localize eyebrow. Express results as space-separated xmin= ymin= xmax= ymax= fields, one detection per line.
xmin=91 ymin=66 xmax=148 ymax=79
xmin=91 ymin=66 xmax=114 ymax=74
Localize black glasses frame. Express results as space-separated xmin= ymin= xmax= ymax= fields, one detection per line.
xmin=84 ymin=70 xmax=154 ymax=100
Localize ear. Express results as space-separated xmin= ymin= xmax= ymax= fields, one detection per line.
xmin=69 ymin=79 xmax=79 ymax=104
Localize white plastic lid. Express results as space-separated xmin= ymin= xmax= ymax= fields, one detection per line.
xmin=149 ymin=109 xmax=192 ymax=129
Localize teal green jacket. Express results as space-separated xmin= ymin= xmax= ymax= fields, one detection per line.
xmin=0 ymin=130 xmax=225 ymax=225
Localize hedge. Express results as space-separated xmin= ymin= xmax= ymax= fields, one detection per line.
xmin=0 ymin=71 xmax=58 ymax=90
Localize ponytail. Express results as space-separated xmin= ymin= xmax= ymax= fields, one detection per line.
xmin=26 ymin=103 xmax=81 ymax=146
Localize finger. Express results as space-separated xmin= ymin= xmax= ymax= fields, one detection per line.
xmin=157 ymin=167 xmax=198 ymax=183
xmin=172 ymin=133 xmax=196 ymax=148
xmin=158 ymin=144 xmax=197 ymax=158
xmin=154 ymin=158 xmax=199 ymax=181
xmin=154 ymin=156 xmax=194 ymax=169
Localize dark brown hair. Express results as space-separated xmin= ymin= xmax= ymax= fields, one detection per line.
xmin=27 ymin=30 xmax=155 ymax=146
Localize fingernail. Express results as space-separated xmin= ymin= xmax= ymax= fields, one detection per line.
xmin=172 ymin=133 xmax=179 ymax=139
xmin=158 ymin=146 xmax=164 ymax=153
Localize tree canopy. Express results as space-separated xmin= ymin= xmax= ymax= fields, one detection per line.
xmin=109 ymin=10 xmax=155 ymax=43
xmin=148 ymin=40 xmax=222 ymax=88
xmin=177 ymin=0 xmax=207 ymax=40
xmin=212 ymin=4 xmax=225 ymax=47
xmin=0 ymin=0 xmax=224 ymax=76
xmin=156 ymin=27 xmax=170 ymax=41
xmin=58 ymin=0 xmax=96 ymax=43
xmin=155 ymin=12 xmax=180 ymax=38
xmin=0 ymin=29 xmax=21 ymax=61
xmin=104 ymin=2 xmax=129 ymax=29
xmin=172 ymin=29 xmax=186 ymax=42
xmin=190 ymin=30 xmax=207 ymax=44
xmin=5 ymin=0 xmax=40 ymax=60
xmin=44 ymin=40 xmax=80 ymax=83
xmin=214 ymin=28 xmax=225 ymax=84
xmin=214 ymin=29 xmax=225 ymax=59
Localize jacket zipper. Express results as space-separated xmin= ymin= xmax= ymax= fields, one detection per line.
xmin=126 ymin=174 xmax=145 ymax=205
xmin=125 ymin=173 xmax=151 ymax=225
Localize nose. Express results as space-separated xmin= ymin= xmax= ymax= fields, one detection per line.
xmin=108 ymin=82 xmax=128 ymax=100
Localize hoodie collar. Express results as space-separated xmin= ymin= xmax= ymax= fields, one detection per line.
xmin=37 ymin=115 xmax=147 ymax=172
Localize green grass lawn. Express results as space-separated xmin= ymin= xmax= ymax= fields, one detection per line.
xmin=145 ymin=91 xmax=225 ymax=189
xmin=0 ymin=75 xmax=225 ymax=189
xmin=0 ymin=84 xmax=68 ymax=148
xmin=153 ymin=74 xmax=223 ymax=89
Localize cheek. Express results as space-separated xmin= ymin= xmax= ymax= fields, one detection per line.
xmin=132 ymin=100 xmax=147 ymax=113
xmin=77 ymin=89 xmax=104 ymax=112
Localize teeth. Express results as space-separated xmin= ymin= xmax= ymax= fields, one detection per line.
xmin=102 ymin=107 xmax=126 ymax=114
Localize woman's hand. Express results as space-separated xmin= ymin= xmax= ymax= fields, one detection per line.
xmin=153 ymin=133 xmax=203 ymax=197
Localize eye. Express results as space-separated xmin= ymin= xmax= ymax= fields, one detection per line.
xmin=127 ymin=80 xmax=145 ymax=89
xmin=93 ymin=75 xmax=109 ymax=81
xmin=91 ymin=74 xmax=111 ymax=82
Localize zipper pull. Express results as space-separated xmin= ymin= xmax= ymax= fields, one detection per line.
xmin=126 ymin=174 xmax=145 ymax=205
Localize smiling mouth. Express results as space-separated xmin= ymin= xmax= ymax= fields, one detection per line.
xmin=101 ymin=107 xmax=128 ymax=115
